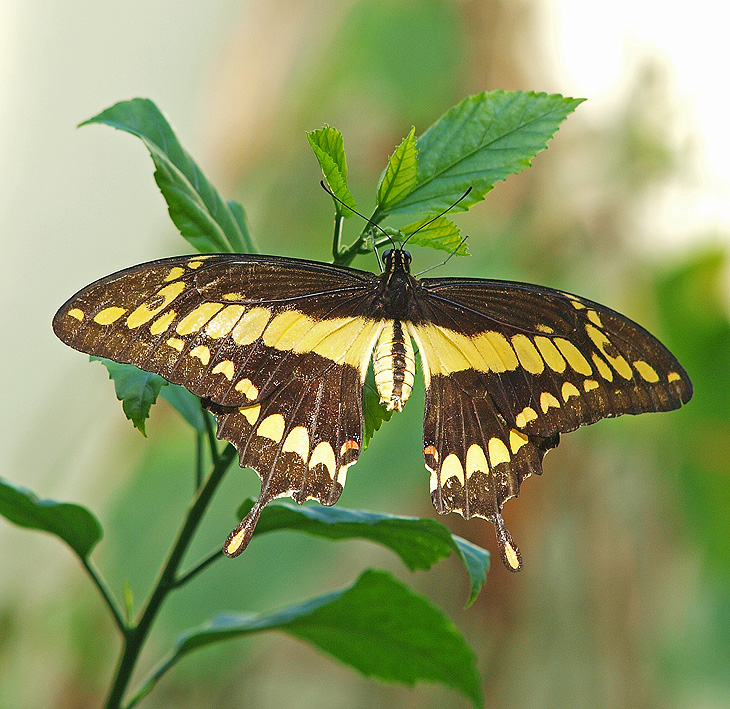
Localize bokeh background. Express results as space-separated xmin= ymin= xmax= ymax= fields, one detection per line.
xmin=2 ymin=1 xmax=729 ymax=707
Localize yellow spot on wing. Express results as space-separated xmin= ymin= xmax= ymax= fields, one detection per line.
xmin=488 ymin=438 xmax=510 ymax=466
xmin=309 ymin=441 xmax=336 ymax=479
xmin=515 ymin=406 xmax=538 ymax=428
xmin=177 ymin=303 xmax=224 ymax=335
xmin=231 ymin=307 xmax=271 ymax=345
xmin=440 ymin=453 xmax=465 ymax=485
xmin=509 ymin=429 xmax=528 ymax=453
xmin=166 ymin=337 xmax=185 ymax=352
xmin=512 ymin=334 xmax=544 ymax=374
xmin=234 ymin=378 xmax=258 ymax=400
xmin=477 ymin=331 xmax=519 ymax=371
xmin=68 ymin=308 xmax=84 ymax=321
xmin=633 ymin=360 xmax=659 ymax=382
xmin=592 ymin=353 xmax=614 ymax=381
xmin=257 ymin=414 xmax=285 ymax=443
xmin=212 ymin=360 xmax=235 ymax=380
xmin=668 ymin=372 xmax=681 ymax=383
xmin=189 ymin=345 xmax=211 ymax=365
xmin=554 ymin=338 xmax=593 ymax=375
xmin=94 ymin=306 xmax=127 ymax=325
xmin=222 ymin=292 xmax=244 ymax=301
xmin=561 ymin=381 xmax=581 ymax=401
xmin=127 ymin=281 xmax=186 ymax=329
xmin=587 ymin=310 xmax=603 ymax=327
xmin=536 ymin=323 xmax=554 ymax=334
xmin=187 ymin=260 xmax=203 ymax=269
xmin=239 ymin=404 xmax=260 ymax=424
xmin=504 ymin=542 xmax=520 ymax=570
xmin=583 ymin=379 xmax=599 ymax=392
xmin=570 ymin=300 xmax=585 ymax=310
xmin=586 ymin=324 xmax=632 ymax=379
xmin=206 ymin=305 xmax=245 ymax=339
xmin=466 ymin=444 xmax=488 ymax=479
xmin=150 ymin=309 xmax=176 ymax=335
xmin=540 ymin=392 xmax=561 ymax=413
xmin=282 ymin=426 xmax=310 ymax=460
xmin=340 ymin=440 xmax=360 ymax=456
xmin=535 ymin=336 xmax=567 ymax=373
xmin=164 ymin=266 xmax=185 ymax=282
xmin=226 ymin=529 xmax=246 ymax=555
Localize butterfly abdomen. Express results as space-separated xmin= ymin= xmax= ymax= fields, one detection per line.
xmin=373 ymin=320 xmax=415 ymax=412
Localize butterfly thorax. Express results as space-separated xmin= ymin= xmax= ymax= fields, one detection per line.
xmin=372 ymin=249 xmax=418 ymax=412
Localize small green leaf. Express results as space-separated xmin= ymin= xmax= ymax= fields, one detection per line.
xmin=363 ymin=372 xmax=394 ymax=449
xmin=382 ymin=90 xmax=584 ymax=216
xmin=376 ymin=126 xmax=418 ymax=211
xmin=402 ymin=215 xmax=468 ymax=255
xmin=90 ymin=357 xmax=167 ymax=435
xmin=140 ymin=570 xmax=483 ymax=707
xmin=307 ymin=125 xmax=358 ymax=217
xmin=0 ymin=476 xmax=102 ymax=560
xmin=235 ymin=499 xmax=490 ymax=605
xmin=159 ymin=384 xmax=213 ymax=433
xmin=81 ymin=98 xmax=254 ymax=254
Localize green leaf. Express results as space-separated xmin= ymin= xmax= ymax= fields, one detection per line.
xmin=235 ymin=499 xmax=490 ymax=606
xmin=0 ymin=476 xmax=102 ymax=560
xmin=81 ymin=98 xmax=254 ymax=254
xmin=307 ymin=125 xmax=358 ymax=217
xmin=159 ymin=385 xmax=213 ymax=434
xmin=402 ymin=215 xmax=468 ymax=255
xmin=138 ymin=570 xmax=483 ymax=707
xmin=90 ymin=357 xmax=167 ymax=435
xmin=363 ymin=371 xmax=394 ymax=449
xmin=381 ymin=90 xmax=584 ymax=216
xmin=451 ymin=536 xmax=490 ymax=608
xmin=376 ymin=126 xmax=418 ymax=211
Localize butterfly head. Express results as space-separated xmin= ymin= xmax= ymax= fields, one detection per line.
xmin=382 ymin=248 xmax=412 ymax=275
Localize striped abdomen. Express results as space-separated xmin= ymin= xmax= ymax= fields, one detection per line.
xmin=373 ymin=320 xmax=415 ymax=411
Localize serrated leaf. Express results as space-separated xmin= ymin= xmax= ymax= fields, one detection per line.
xmin=363 ymin=370 xmax=394 ymax=449
xmin=139 ymin=570 xmax=482 ymax=707
xmin=402 ymin=215 xmax=468 ymax=255
xmin=159 ymin=384 xmax=213 ymax=434
xmin=0 ymin=476 xmax=103 ymax=560
xmin=381 ymin=90 xmax=584 ymax=216
xmin=235 ymin=499 xmax=490 ymax=605
xmin=376 ymin=126 xmax=418 ymax=211
xmin=90 ymin=357 xmax=167 ymax=435
xmin=81 ymin=98 xmax=254 ymax=254
xmin=307 ymin=125 xmax=358 ymax=217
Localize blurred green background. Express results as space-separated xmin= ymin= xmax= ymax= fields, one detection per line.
xmin=2 ymin=0 xmax=729 ymax=707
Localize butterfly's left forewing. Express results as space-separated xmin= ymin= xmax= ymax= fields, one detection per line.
xmin=53 ymin=254 xmax=385 ymax=554
xmin=410 ymin=277 xmax=692 ymax=570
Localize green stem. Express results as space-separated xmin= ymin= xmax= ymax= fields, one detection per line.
xmin=80 ymin=557 xmax=127 ymax=634
xmin=173 ymin=547 xmax=224 ymax=589
xmin=331 ymin=212 xmax=344 ymax=262
xmin=104 ymin=443 xmax=237 ymax=709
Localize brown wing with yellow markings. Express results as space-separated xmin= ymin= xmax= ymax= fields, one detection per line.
xmin=53 ymin=254 xmax=384 ymax=555
xmin=410 ymin=277 xmax=692 ymax=570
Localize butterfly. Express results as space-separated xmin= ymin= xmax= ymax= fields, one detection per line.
xmin=53 ymin=248 xmax=692 ymax=571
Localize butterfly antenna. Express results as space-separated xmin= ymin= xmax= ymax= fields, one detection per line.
xmin=319 ymin=180 xmax=396 ymax=249
xmin=415 ymin=235 xmax=470 ymax=277
xmin=401 ymin=186 xmax=473 ymax=247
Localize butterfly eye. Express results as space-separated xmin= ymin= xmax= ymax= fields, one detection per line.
xmin=383 ymin=249 xmax=394 ymax=259
xmin=403 ymin=250 xmax=412 ymax=265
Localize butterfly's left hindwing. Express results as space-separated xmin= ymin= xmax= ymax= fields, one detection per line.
xmin=410 ymin=277 xmax=692 ymax=570
xmin=53 ymin=254 xmax=384 ymax=555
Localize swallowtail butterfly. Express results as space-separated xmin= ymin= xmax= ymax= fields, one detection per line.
xmin=53 ymin=248 xmax=692 ymax=570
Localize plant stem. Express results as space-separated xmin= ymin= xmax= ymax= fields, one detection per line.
xmin=104 ymin=443 xmax=237 ymax=709
xmin=173 ymin=547 xmax=224 ymax=589
xmin=80 ymin=557 xmax=127 ymax=634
